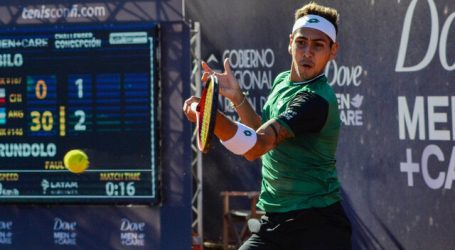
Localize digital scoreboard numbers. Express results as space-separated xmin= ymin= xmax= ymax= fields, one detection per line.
xmin=0 ymin=24 xmax=158 ymax=204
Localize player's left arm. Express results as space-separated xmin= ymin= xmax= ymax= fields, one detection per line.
xmin=214 ymin=115 xmax=290 ymax=160
xmin=222 ymin=91 xmax=329 ymax=161
xmin=243 ymin=119 xmax=293 ymax=161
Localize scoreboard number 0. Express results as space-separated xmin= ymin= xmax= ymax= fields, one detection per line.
xmin=35 ymin=80 xmax=47 ymax=100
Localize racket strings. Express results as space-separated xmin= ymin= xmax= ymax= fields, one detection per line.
xmin=200 ymin=81 xmax=214 ymax=145
xmin=196 ymin=76 xmax=218 ymax=153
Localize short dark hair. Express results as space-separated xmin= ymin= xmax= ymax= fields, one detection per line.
xmin=294 ymin=2 xmax=339 ymax=34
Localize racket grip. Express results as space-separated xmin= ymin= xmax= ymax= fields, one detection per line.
xmin=190 ymin=102 xmax=198 ymax=112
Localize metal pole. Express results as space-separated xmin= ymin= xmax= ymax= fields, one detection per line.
xmin=190 ymin=21 xmax=203 ymax=250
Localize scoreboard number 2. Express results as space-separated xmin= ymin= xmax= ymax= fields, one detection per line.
xmin=74 ymin=110 xmax=86 ymax=131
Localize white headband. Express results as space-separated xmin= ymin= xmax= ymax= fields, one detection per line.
xmin=292 ymin=14 xmax=336 ymax=42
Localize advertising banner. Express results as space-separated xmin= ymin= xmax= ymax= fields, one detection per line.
xmin=187 ymin=0 xmax=455 ymax=248
xmin=0 ymin=0 xmax=183 ymax=24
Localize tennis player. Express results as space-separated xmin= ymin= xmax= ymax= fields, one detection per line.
xmin=183 ymin=2 xmax=351 ymax=249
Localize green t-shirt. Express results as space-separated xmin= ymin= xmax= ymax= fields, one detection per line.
xmin=258 ymin=71 xmax=341 ymax=212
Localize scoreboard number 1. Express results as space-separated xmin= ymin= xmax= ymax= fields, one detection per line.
xmin=75 ymin=78 xmax=83 ymax=98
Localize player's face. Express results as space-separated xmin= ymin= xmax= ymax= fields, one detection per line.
xmin=289 ymin=27 xmax=338 ymax=81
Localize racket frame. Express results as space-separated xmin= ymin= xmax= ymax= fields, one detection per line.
xmin=196 ymin=75 xmax=219 ymax=153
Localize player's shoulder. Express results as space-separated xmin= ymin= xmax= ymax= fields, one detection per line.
xmin=303 ymin=75 xmax=332 ymax=92
xmin=272 ymin=70 xmax=290 ymax=87
xmin=303 ymin=76 xmax=337 ymax=103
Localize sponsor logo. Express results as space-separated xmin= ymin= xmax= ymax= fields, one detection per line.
xmin=53 ymin=218 xmax=77 ymax=246
xmin=21 ymin=5 xmax=106 ymax=20
xmin=41 ymin=179 xmax=78 ymax=195
xmin=207 ymin=48 xmax=276 ymax=121
xmin=398 ymin=96 xmax=455 ymax=189
xmin=243 ymin=130 xmax=252 ymax=136
xmin=0 ymin=221 xmax=13 ymax=245
xmin=336 ymin=93 xmax=364 ymax=126
xmin=0 ymin=38 xmax=48 ymax=49
xmin=396 ymin=1 xmax=455 ymax=189
xmin=120 ymin=218 xmax=145 ymax=246
xmin=326 ymin=60 xmax=365 ymax=126
xmin=396 ymin=0 xmax=455 ymax=72
xmin=41 ymin=179 xmax=49 ymax=194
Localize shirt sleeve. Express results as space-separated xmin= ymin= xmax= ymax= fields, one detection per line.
xmin=276 ymin=91 xmax=329 ymax=136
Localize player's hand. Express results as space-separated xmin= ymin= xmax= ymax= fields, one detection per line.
xmin=183 ymin=96 xmax=200 ymax=123
xmin=202 ymin=58 xmax=244 ymax=105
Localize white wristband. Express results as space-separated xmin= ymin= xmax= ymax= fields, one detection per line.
xmin=220 ymin=122 xmax=257 ymax=155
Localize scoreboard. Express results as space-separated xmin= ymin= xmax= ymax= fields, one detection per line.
xmin=0 ymin=23 xmax=159 ymax=203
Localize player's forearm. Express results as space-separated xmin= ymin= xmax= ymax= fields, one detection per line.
xmin=214 ymin=111 xmax=237 ymax=141
xmin=244 ymin=120 xmax=293 ymax=161
xmin=231 ymin=92 xmax=262 ymax=129
xmin=243 ymin=123 xmax=277 ymax=161
xmin=215 ymin=117 xmax=279 ymax=162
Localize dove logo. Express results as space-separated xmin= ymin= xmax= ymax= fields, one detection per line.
xmin=53 ymin=218 xmax=77 ymax=245
xmin=120 ymin=218 xmax=146 ymax=246
xmin=325 ymin=60 xmax=363 ymax=87
xmin=336 ymin=93 xmax=364 ymax=126
xmin=350 ymin=94 xmax=364 ymax=109
xmin=396 ymin=0 xmax=455 ymax=72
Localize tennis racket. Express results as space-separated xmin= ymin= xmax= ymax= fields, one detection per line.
xmin=191 ymin=75 xmax=219 ymax=153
